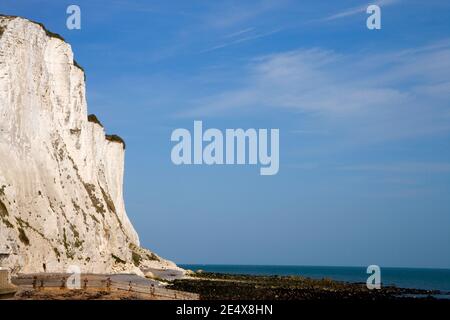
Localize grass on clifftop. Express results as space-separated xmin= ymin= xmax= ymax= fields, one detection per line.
xmin=73 ymin=59 xmax=84 ymax=72
xmin=37 ymin=21 xmax=65 ymax=41
xmin=87 ymin=115 xmax=126 ymax=149
xmin=0 ymin=14 xmax=65 ymax=41
xmin=87 ymin=114 xmax=104 ymax=128
xmin=106 ymin=134 xmax=126 ymax=149
xmin=73 ymin=59 xmax=86 ymax=81
xmin=0 ymin=14 xmax=86 ymax=77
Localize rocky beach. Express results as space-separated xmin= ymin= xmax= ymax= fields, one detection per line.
xmin=169 ymin=272 xmax=447 ymax=301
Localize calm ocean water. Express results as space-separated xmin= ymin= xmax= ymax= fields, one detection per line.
xmin=180 ymin=264 xmax=450 ymax=292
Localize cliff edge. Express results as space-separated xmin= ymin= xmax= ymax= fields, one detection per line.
xmin=0 ymin=15 xmax=181 ymax=276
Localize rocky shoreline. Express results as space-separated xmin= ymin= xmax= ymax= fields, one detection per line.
xmin=168 ymin=272 xmax=446 ymax=301
xmin=2 ymin=271 xmax=448 ymax=301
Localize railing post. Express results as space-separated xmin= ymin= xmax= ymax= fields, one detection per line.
xmin=83 ymin=278 xmax=88 ymax=290
xmin=106 ymin=277 xmax=111 ymax=291
xmin=61 ymin=277 xmax=66 ymax=289
xmin=32 ymin=276 xmax=37 ymax=289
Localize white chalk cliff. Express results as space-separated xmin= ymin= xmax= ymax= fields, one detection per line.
xmin=0 ymin=15 xmax=181 ymax=276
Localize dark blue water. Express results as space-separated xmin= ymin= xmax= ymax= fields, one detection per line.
xmin=180 ymin=264 xmax=450 ymax=292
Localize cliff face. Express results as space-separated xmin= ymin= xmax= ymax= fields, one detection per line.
xmin=0 ymin=16 xmax=178 ymax=275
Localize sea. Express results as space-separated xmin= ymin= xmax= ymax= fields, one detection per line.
xmin=180 ymin=264 xmax=450 ymax=293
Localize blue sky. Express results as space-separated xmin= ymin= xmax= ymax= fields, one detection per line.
xmin=1 ymin=0 xmax=450 ymax=268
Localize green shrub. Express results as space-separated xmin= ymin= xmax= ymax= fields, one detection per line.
xmin=147 ymin=252 xmax=159 ymax=261
xmin=132 ymin=251 xmax=142 ymax=267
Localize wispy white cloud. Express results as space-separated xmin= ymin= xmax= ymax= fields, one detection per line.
xmin=200 ymin=28 xmax=281 ymax=53
xmin=339 ymin=162 xmax=450 ymax=174
xmin=321 ymin=0 xmax=401 ymax=22
xmin=108 ymin=0 xmax=159 ymax=13
xmin=224 ymin=27 xmax=255 ymax=39
xmin=204 ymin=0 xmax=287 ymax=29
xmin=179 ymin=39 xmax=450 ymax=143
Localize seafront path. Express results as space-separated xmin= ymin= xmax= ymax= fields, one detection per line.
xmin=11 ymin=273 xmax=198 ymax=300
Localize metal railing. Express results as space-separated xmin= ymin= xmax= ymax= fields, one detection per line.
xmin=12 ymin=275 xmax=198 ymax=300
